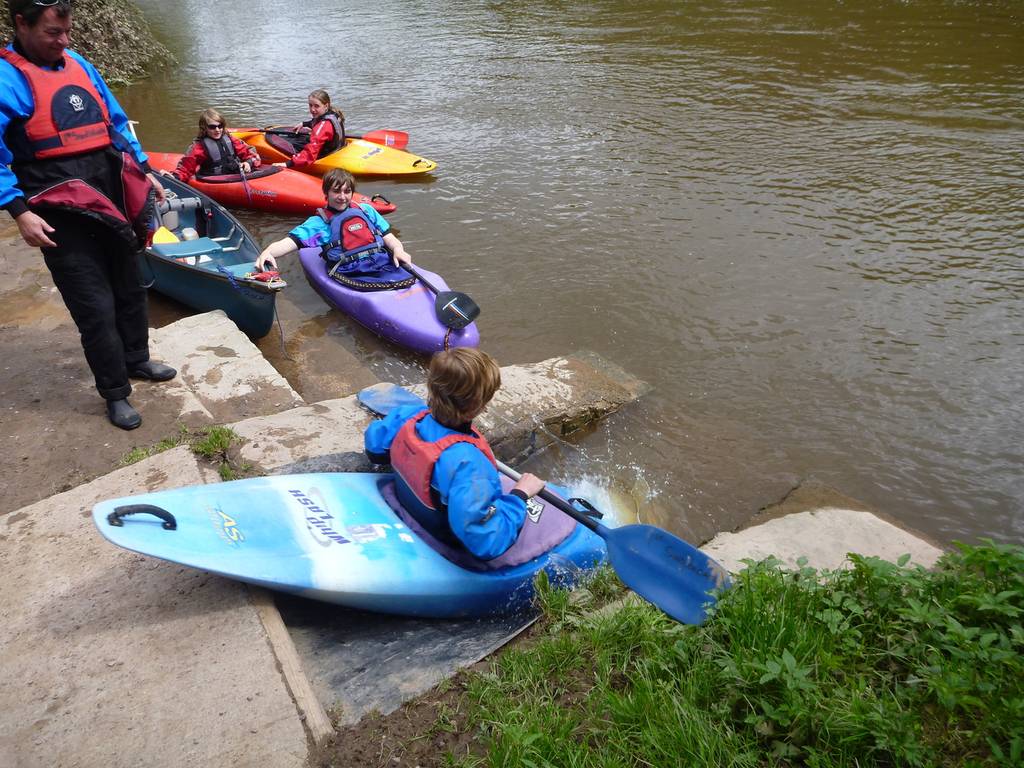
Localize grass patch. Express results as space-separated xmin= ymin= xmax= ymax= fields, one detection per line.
xmin=118 ymin=424 xmax=189 ymax=466
xmin=437 ymin=542 xmax=1024 ymax=767
xmin=118 ymin=424 xmax=252 ymax=480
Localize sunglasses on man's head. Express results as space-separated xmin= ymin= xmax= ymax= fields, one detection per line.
xmin=31 ymin=0 xmax=71 ymax=7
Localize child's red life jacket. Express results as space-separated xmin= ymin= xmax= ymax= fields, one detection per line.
xmin=318 ymin=204 xmax=388 ymax=265
xmin=390 ymin=409 xmax=496 ymax=545
xmin=381 ymin=410 xmax=578 ymax=569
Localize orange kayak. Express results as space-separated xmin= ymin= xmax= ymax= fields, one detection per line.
xmin=230 ymin=127 xmax=437 ymax=177
xmin=147 ymin=152 xmax=397 ymax=216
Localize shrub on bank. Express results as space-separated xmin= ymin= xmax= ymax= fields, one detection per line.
xmin=0 ymin=0 xmax=172 ymax=85
xmin=453 ymin=542 xmax=1023 ymax=767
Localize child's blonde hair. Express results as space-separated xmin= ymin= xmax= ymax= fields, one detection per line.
xmin=427 ymin=348 xmax=501 ymax=427
xmin=196 ymin=108 xmax=226 ymax=139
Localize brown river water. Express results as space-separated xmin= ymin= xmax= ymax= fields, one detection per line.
xmin=115 ymin=0 xmax=1021 ymax=545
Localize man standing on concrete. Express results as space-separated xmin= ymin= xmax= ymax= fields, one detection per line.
xmin=1 ymin=0 xmax=176 ymax=430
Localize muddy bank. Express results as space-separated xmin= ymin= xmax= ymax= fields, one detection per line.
xmin=0 ymin=226 xmax=192 ymax=515
xmin=0 ymin=0 xmax=172 ymax=85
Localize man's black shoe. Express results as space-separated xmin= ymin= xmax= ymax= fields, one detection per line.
xmin=129 ymin=360 xmax=177 ymax=382
xmin=107 ymin=399 xmax=142 ymax=430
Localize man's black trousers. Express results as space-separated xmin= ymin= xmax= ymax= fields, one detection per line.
xmin=41 ymin=210 xmax=150 ymax=401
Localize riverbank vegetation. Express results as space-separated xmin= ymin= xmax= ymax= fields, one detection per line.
xmin=120 ymin=424 xmax=250 ymax=480
xmin=321 ymin=541 xmax=1023 ymax=767
xmin=0 ymin=0 xmax=171 ymax=85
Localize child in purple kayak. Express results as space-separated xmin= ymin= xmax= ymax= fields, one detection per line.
xmin=256 ymin=169 xmax=411 ymax=287
xmin=364 ymin=348 xmax=547 ymax=561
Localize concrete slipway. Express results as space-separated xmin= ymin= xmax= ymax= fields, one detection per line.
xmin=0 ymin=311 xmax=944 ymax=768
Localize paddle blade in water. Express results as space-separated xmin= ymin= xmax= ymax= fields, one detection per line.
xmin=605 ymin=523 xmax=730 ymax=625
xmin=435 ymin=290 xmax=480 ymax=329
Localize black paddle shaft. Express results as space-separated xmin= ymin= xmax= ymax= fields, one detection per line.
xmin=405 ymin=264 xmax=480 ymax=329
xmin=497 ymin=461 xmax=599 ymax=532
xmin=404 ymin=263 xmax=438 ymax=293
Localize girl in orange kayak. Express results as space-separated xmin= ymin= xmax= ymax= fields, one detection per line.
xmin=280 ymin=89 xmax=345 ymax=170
xmin=169 ymin=108 xmax=261 ymax=181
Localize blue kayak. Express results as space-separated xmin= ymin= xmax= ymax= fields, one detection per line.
xmin=92 ymin=472 xmax=606 ymax=618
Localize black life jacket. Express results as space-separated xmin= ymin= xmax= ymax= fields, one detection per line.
xmin=199 ymin=135 xmax=240 ymax=175
xmin=308 ymin=112 xmax=344 ymax=157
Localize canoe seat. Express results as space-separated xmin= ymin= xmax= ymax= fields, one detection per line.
xmin=151 ymin=237 xmax=223 ymax=259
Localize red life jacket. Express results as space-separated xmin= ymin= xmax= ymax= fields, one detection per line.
xmin=390 ymin=410 xmax=496 ymax=545
xmin=0 ymin=48 xmax=153 ymax=247
xmin=0 ymin=48 xmax=113 ymax=160
xmin=318 ymin=204 xmax=387 ymax=264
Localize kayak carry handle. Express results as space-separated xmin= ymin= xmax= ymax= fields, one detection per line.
xmin=107 ymin=504 xmax=177 ymax=530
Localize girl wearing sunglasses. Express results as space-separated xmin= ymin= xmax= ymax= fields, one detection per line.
xmin=168 ymin=108 xmax=261 ymax=181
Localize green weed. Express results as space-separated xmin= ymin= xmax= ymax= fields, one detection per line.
xmin=191 ymin=425 xmax=236 ymax=459
xmin=117 ymin=424 xmax=189 ymax=466
xmin=117 ymin=424 xmax=250 ymax=482
xmin=449 ymin=542 xmax=1023 ymax=767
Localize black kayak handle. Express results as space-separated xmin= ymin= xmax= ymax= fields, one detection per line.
xmin=107 ymin=504 xmax=177 ymax=530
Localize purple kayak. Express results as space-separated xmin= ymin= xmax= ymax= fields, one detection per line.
xmin=298 ymin=247 xmax=480 ymax=353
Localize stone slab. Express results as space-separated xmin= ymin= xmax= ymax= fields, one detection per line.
xmin=229 ymin=352 xmax=648 ymax=474
xmin=149 ymin=311 xmax=305 ymax=425
xmin=0 ymin=447 xmax=308 ymax=768
xmin=229 ymin=396 xmax=371 ymax=473
xmin=702 ymin=483 xmax=945 ymax=573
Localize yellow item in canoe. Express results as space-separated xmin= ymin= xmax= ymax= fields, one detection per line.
xmin=152 ymin=226 xmax=179 ymax=244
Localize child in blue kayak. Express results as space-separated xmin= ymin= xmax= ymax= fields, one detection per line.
xmin=255 ymin=169 xmax=411 ymax=282
xmin=364 ymin=348 xmax=546 ymax=561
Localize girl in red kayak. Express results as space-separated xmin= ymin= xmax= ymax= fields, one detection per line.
xmin=278 ymin=89 xmax=346 ymax=170
xmin=168 ymin=108 xmax=261 ymax=181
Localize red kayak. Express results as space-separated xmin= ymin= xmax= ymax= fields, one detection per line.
xmin=146 ymin=152 xmax=396 ymax=216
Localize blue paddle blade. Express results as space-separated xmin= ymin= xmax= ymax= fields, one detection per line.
xmin=358 ymin=383 xmax=425 ymax=415
xmin=602 ymin=523 xmax=730 ymax=625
